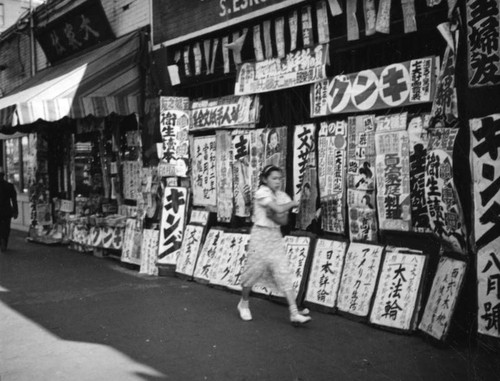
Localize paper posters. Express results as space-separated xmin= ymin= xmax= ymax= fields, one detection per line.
xmin=401 ymin=0 xmax=417 ymax=34
xmin=370 ymin=247 xmax=427 ymax=331
xmin=288 ymin=10 xmax=298 ymax=51
xmin=304 ymin=239 xmax=348 ymax=309
xmin=216 ymin=130 xmax=234 ymax=222
xmin=157 ymin=187 xmax=188 ymax=266
xmin=192 ymin=136 xmax=217 ymax=207
xmin=296 ymin=149 xmax=319 ymax=230
xmin=193 ymin=228 xmax=225 ymax=283
xmin=419 ymin=256 xmax=467 ymax=340
xmin=263 ymin=127 xmax=287 ymax=189
xmin=470 ymin=114 xmax=500 ymax=338
xmin=121 ymin=218 xmax=143 ymax=265
xmin=316 ymin=1 xmax=330 ymax=44
xmin=176 ymin=224 xmax=205 ymax=278
xmin=301 ymin=5 xmax=314 ymax=47
xmin=190 ymin=210 xmax=210 ymax=226
xmin=253 ymin=24 xmax=264 ymax=61
xmin=375 ymin=0 xmax=391 ymax=34
xmin=275 ymin=16 xmax=286 ymax=58
xmin=139 ymin=229 xmax=160 ymax=276
xmin=363 ymin=0 xmax=377 ymax=36
xmin=232 ymin=130 xmax=252 ymax=217
xmin=122 ymin=161 xmax=142 ymax=200
xmin=346 ymin=0 xmax=359 ymax=41
xmin=430 ymin=46 xmax=458 ymax=128
xmin=263 ymin=20 xmax=273 ymax=59
xmin=293 ymin=124 xmax=316 ymax=204
xmin=337 ymin=242 xmax=384 ymax=317
xmin=250 ymin=129 xmax=265 ymax=200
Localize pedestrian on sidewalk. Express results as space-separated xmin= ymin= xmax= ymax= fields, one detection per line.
xmin=237 ymin=164 xmax=312 ymax=326
xmin=0 ymin=167 xmax=18 ymax=252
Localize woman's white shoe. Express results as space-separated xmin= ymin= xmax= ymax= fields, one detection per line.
xmin=237 ymin=300 xmax=253 ymax=321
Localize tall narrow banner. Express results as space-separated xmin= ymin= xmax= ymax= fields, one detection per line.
xmin=288 ymin=10 xmax=298 ymax=51
xmin=121 ymin=218 xmax=143 ymax=265
xmin=363 ymin=0 xmax=377 ymax=36
xmin=347 ymin=115 xmax=378 ymax=243
xmin=222 ymin=36 xmax=230 ymax=73
xmin=293 ymin=124 xmax=316 ymax=203
xmin=337 ymin=242 xmax=384 ymax=317
xmin=183 ymin=46 xmax=191 ymax=77
xmin=466 ymin=0 xmax=500 ymax=87
xmin=401 ymin=0 xmax=417 ymax=34
xmin=216 ymin=130 xmax=234 ymax=222
xmin=311 ymin=57 xmax=437 ymax=117
xmin=253 ymin=24 xmax=264 ymax=61
xmin=275 ymin=16 xmax=286 ymax=58
xmin=296 ymin=150 xmax=319 ymax=230
xmin=159 ymin=97 xmax=191 ymax=177
xmin=139 ymin=229 xmax=160 ymax=276
xmin=263 ymin=20 xmax=273 ymax=59
xmin=250 ymin=129 xmax=265 ymax=202
xmin=418 ymin=256 xmax=467 ymax=340
xmin=203 ymin=39 xmax=211 ymax=75
xmin=470 ymin=114 xmax=500 ymax=338
xmin=346 ymin=0 xmax=359 ymax=41
xmin=375 ymin=119 xmax=412 ymax=232
xmin=176 ymin=224 xmax=205 ymax=278
xmin=425 ymin=128 xmax=467 ymax=254
xmin=264 ymin=127 xmax=287 ymax=189
xmin=193 ymin=42 xmax=202 ymax=76
xmin=301 ymin=5 xmax=314 ymax=47
xmin=316 ymin=1 xmax=330 ymax=44
xmin=193 ymin=228 xmax=225 ymax=283
xmin=304 ymin=239 xmax=348 ymax=309
xmin=232 ymin=130 xmax=252 ymax=217
xmin=408 ymin=114 xmax=432 ymax=233
xmin=430 ymin=46 xmax=458 ymax=128
xmin=375 ymin=0 xmax=392 ymax=34
xmin=370 ymin=247 xmax=427 ymax=331
xmin=157 ymin=187 xmax=188 ymax=266
xmin=192 ymin=136 xmax=217 ymax=207
xmin=318 ymin=120 xmax=348 ymax=234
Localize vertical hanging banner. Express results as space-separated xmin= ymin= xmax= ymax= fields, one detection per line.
xmin=232 ymin=130 xmax=252 ymax=217
xmin=304 ymin=239 xmax=348 ymax=309
xmin=183 ymin=45 xmax=191 ymax=76
xmin=337 ymin=242 xmax=384 ymax=317
xmin=375 ymin=0 xmax=392 ymax=34
xmin=193 ymin=228 xmax=225 ymax=283
xmin=346 ymin=0 xmax=360 ymax=41
xmin=369 ymin=247 xmax=427 ymax=331
xmin=430 ymin=46 xmax=458 ymax=128
xmin=374 ymin=116 xmax=412 ymax=232
xmin=318 ymin=120 xmax=348 ymax=234
xmin=203 ymin=39 xmax=211 ymax=75
xmin=263 ymin=20 xmax=273 ymax=59
xmin=222 ymin=36 xmax=230 ymax=73
xmin=296 ymin=149 xmax=319 ymax=230
xmin=159 ymin=96 xmax=191 ymax=177
xmin=293 ymin=124 xmax=316 ymax=203
xmin=363 ymin=0 xmax=377 ymax=36
xmin=121 ymin=218 xmax=143 ymax=265
xmin=157 ymin=187 xmax=188 ymax=266
xmin=253 ymin=25 xmax=264 ymax=61
xmin=176 ymin=224 xmax=205 ymax=279
xmin=192 ymin=136 xmax=217 ymax=207
xmin=328 ymin=0 xmax=343 ymax=16
xmin=316 ymin=0 xmax=330 ymax=44
xmin=470 ymin=114 xmax=500 ymax=339
xmin=347 ymin=115 xmax=378 ymax=243
xmin=301 ymin=5 xmax=314 ymax=47
xmin=250 ymin=129 xmax=265 ymax=200
xmin=418 ymin=256 xmax=467 ymax=341
xmin=210 ymin=38 xmax=219 ymax=75
xmin=408 ymin=114 xmax=432 ymax=233
xmin=466 ymin=0 xmax=500 ymax=87
xmin=425 ymin=128 xmax=467 ymax=254
xmin=401 ymin=0 xmax=417 ymax=34
xmin=264 ymin=126 xmax=288 ymax=173
xmin=288 ymin=10 xmax=298 ymax=51
xmin=216 ymin=131 xmax=234 ymax=222
xmin=139 ymin=229 xmax=160 ymax=276
xmin=275 ymin=17 xmax=286 ymax=58
xmin=193 ymin=42 xmax=202 ymax=76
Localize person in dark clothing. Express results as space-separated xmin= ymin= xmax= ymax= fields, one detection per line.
xmin=0 ymin=167 xmax=18 ymax=252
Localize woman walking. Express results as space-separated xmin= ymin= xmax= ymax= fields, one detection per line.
xmin=237 ymin=165 xmax=312 ymax=326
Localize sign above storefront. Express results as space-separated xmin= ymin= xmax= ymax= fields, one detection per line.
xmin=152 ymin=0 xmax=307 ymax=47
xmin=35 ymin=0 xmax=114 ymax=63
xmin=310 ymin=56 xmax=438 ymax=117
xmin=234 ymin=44 xmax=328 ymax=95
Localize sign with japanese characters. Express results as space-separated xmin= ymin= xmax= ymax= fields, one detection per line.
xmin=293 ymin=124 xmax=316 ymax=204
xmin=296 ymin=148 xmax=318 ymax=230
xmin=311 ymin=57 xmax=437 ymax=116
xmin=419 ymin=256 xmax=467 ymax=340
xmin=159 ymin=97 xmax=191 ymax=177
xmin=466 ymin=0 xmax=500 ymax=87
xmin=87 ymin=226 xmax=123 ymax=250
xmin=304 ymin=239 xmax=348 ymax=309
xmin=176 ymin=224 xmax=205 ymax=278
xmin=430 ymin=46 xmax=458 ymax=128
xmin=234 ymin=44 xmax=329 ymax=95
xmin=337 ymin=243 xmax=384 ymax=317
xmin=190 ymin=95 xmax=260 ymax=130
xmin=193 ymin=228 xmax=225 ymax=283
xmin=425 ymin=128 xmax=467 ymax=254
xmin=35 ymin=0 xmax=114 ymax=63
xmin=190 ymin=210 xmax=210 ymax=226
xmin=139 ymin=229 xmax=160 ymax=276
xmin=470 ymin=114 xmax=500 ymax=338
xmin=121 ymin=218 xmax=143 ymax=265
xmin=263 ymin=127 xmax=288 ymax=189
xmin=370 ymin=247 xmax=427 ymax=331
xmin=216 ymin=131 xmax=234 ymax=222
xmin=250 ymin=129 xmax=265 ymax=200
xmin=122 ymin=161 xmax=143 ymax=200
xmin=157 ymin=187 xmax=188 ymax=266
xmin=347 ymin=189 xmax=379 ymax=243
xmin=232 ymin=130 xmax=253 ymax=217
xmin=318 ymin=120 xmax=348 ymax=234
xmin=192 ymin=136 xmax=217 ymax=207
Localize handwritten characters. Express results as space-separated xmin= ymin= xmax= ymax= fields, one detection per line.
xmin=192 ymin=136 xmax=217 ymax=207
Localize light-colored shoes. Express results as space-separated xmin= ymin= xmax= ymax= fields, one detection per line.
xmin=237 ymin=300 xmax=252 ymax=321
xmin=290 ymin=313 xmax=312 ymax=326
xmin=299 ymin=308 xmax=310 ymax=315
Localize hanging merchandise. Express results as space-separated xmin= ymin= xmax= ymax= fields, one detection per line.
xmin=304 ymin=238 xmax=348 ymax=311
xmin=121 ymin=218 xmax=143 ymax=265
xmin=232 ymin=130 xmax=253 ymax=217
xmin=316 ymin=1 xmax=330 ymax=44
xmin=293 ymin=124 xmax=316 ymax=206
xmin=139 ymin=229 xmax=160 ymax=276
xmin=425 ymin=128 xmax=467 ymax=254
xmin=369 ymin=247 xmax=427 ymax=332
xmin=318 ymin=120 xmax=348 ymax=235
xmin=346 ymin=0 xmax=360 ymax=41
xmin=263 ymin=127 xmax=288 ymax=188
xmin=193 ymin=228 xmax=225 ymax=283
xmin=301 ymin=5 xmax=314 ymax=47
xmin=288 ymin=9 xmax=298 ymax=51
xmin=191 ymin=136 xmax=217 ymax=207
xmin=375 ymin=0 xmax=392 ymax=34
xmin=470 ymin=113 xmax=500 ymax=339
xmin=176 ymin=224 xmax=206 ymax=279
xmin=253 ymin=25 xmax=264 ymax=61
xmin=215 ymin=131 xmax=234 ymax=222
xmin=418 ymin=255 xmax=467 ymax=341
xmin=363 ymin=0 xmax=377 ymax=36
xmin=337 ymin=242 xmax=384 ymax=317
xmin=430 ymin=46 xmax=458 ymax=128
xmin=275 ymin=16 xmax=286 ymax=58
xmin=401 ymin=0 xmax=417 ymax=34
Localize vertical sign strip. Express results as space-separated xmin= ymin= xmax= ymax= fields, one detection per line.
xmin=288 ymin=10 xmax=298 ymax=51
xmin=275 ymin=17 xmax=286 ymax=58
xmin=363 ymin=0 xmax=377 ymax=36
xmin=346 ymin=0 xmax=360 ymax=41
xmin=316 ymin=0 xmax=330 ymax=44
xmin=232 ymin=130 xmax=252 ymax=217
xmin=183 ymin=45 xmax=191 ymax=76
xmin=222 ymin=36 xmax=230 ymax=74
xmin=263 ymin=20 xmax=273 ymax=59
xmin=193 ymin=42 xmax=202 ymax=76
xmin=264 ymin=127 xmax=288 ymax=189
xmin=203 ymin=39 xmax=211 ymax=75
xmin=301 ymin=5 xmax=314 ymax=47
xmin=253 ymin=24 xmax=264 ymax=61
xmin=192 ymin=136 xmax=217 ymax=207
xmin=216 ymin=130 xmax=234 ymax=222
xmin=375 ymin=0 xmax=392 ymax=34
xmin=401 ymin=0 xmax=417 ymax=33
xmin=293 ymin=124 xmax=316 ymax=204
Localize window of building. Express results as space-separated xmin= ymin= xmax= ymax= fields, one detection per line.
xmin=4 ymin=134 xmax=36 ymax=193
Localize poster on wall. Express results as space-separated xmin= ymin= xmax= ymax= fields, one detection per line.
xmin=122 ymin=161 xmax=142 ymax=200
xmin=235 ymin=44 xmax=329 ymax=95
xmin=192 ymin=136 xmax=217 ymax=207
xmin=369 ymin=247 xmax=427 ymax=331
xmin=159 ymin=96 xmax=191 ymax=177
xmin=250 ymin=129 xmax=265 ymax=200
xmin=293 ymin=124 xmax=316 ymax=204
xmin=304 ymin=239 xmax=348 ymax=310
xmin=425 ymin=128 xmax=467 ymax=254
xmin=232 ymin=130 xmax=253 ymax=217
xmin=296 ymin=148 xmax=319 ymax=230
xmin=408 ymin=114 xmax=432 ymax=233
xmin=418 ymin=256 xmax=467 ymax=341
xmin=374 ymin=121 xmax=412 ymax=232
xmin=157 ymin=187 xmax=189 ymax=266
xmin=139 ymin=229 xmax=160 ymax=276
xmin=466 ymin=0 xmax=500 ymax=87
xmin=470 ymin=114 xmax=500 ymax=338
xmin=121 ymin=218 xmax=143 ymax=265
xmin=176 ymin=224 xmax=205 ymax=279
xmin=264 ymin=127 xmax=287 ymax=188
xmin=318 ymin=120 xmax=348 ymax=234
xmin=193 ymin=228 xmax=225 ymax=283
xmin=190 ymin=95 xmax=261 ymax=130
xmin=216 ymin=131 xmax=234 ymax=222
xmin=337 ymin=242 xmax=384 ymax=317
xmin=311 ymin=57 xmax=437 ymax=116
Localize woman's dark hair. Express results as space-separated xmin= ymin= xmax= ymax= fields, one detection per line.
xmin=259 ymin=164 xmax=282 ymax=185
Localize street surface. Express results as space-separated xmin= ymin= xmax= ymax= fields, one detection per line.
xmin=1 ymin=230 xmax=499 ymax=381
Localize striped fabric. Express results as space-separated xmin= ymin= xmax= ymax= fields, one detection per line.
xmin=0 ymin=31 xmax=143 ymax=130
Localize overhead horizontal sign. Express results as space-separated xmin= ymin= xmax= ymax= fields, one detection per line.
xmin=310 ymin=56 xmax=438 ymax=117
xmin=235 ymin=44 xmax=328 ymax=95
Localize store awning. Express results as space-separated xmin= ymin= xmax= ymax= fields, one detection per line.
xmin=0 ymin=31 xmax=144 ymax=131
